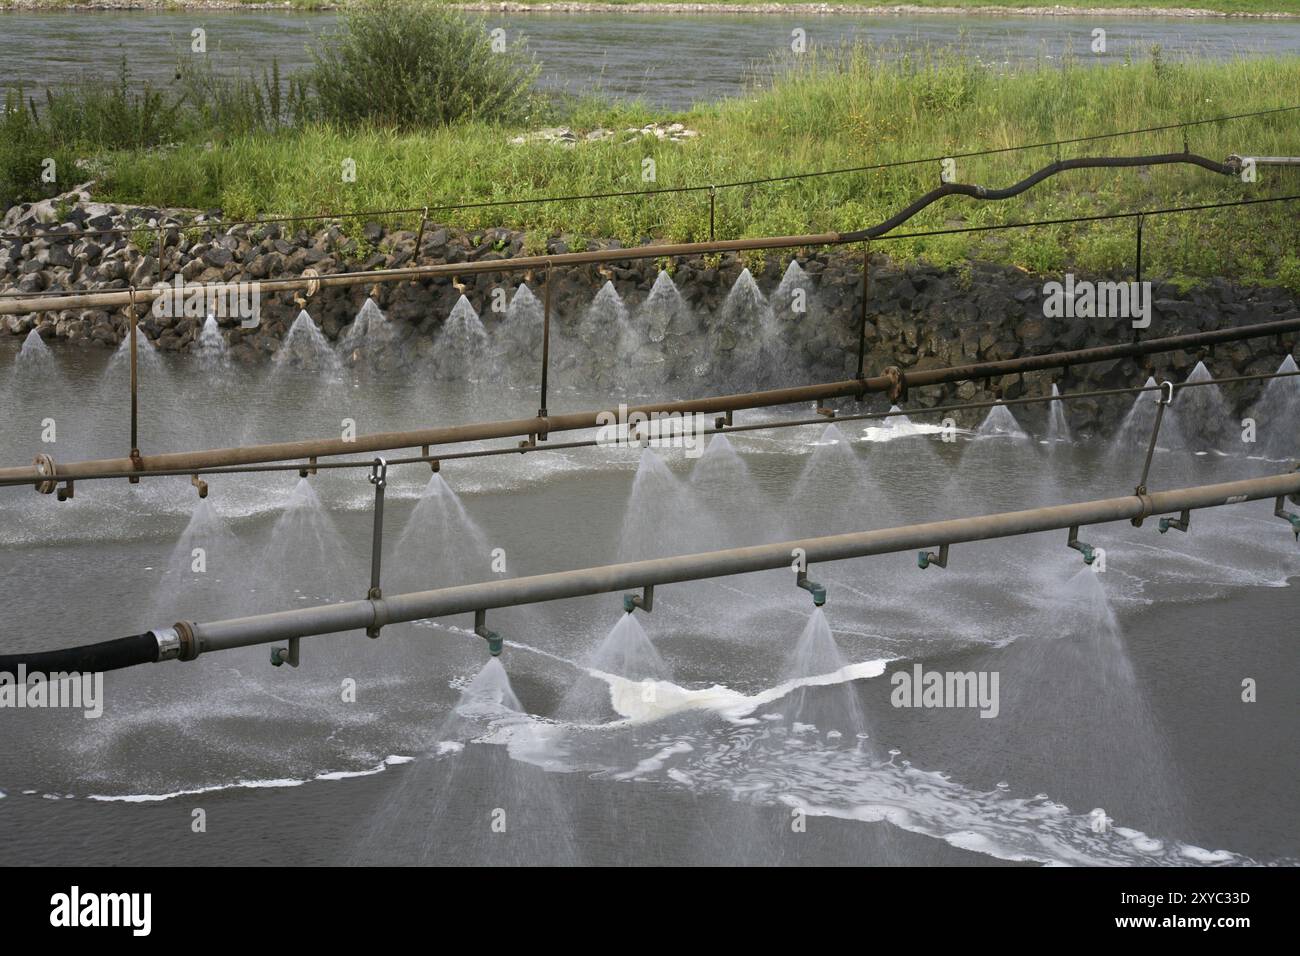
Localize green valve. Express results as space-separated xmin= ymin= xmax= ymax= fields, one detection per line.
xmin=486 ymin=633 xmax=503 ymax=657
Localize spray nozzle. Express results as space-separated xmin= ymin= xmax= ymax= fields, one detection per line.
xmin=474 ymin=610 xmax=502 ymax=656
xmin=623 ymin=585 xmax=654 ymax=614
xmin=1158 ymin=509 xmax=1191 ymax=535
xmin=1068 ymin=526 xmax=1096 ymax=565
xmin=796 ymin=570 xmax=826 ymax=607
xmin=917 ymin=543 xmax=949 ymax=570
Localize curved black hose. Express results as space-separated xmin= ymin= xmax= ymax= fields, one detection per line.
xmin=841 ymin=152 xmax=1238 ymax=242
xmin=0 ymin=633 xmax=159 ymax=678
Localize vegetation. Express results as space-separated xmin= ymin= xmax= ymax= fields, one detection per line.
xmin=310 ymin=0 xmax=539 ymax=128
xmin=1 ymin=2 xmax=1297 ymax=287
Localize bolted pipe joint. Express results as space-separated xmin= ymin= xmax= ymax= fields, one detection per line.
xmin=796 ymin=570 xmax=826 ymax=607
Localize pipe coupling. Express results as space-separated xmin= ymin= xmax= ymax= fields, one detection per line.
xmin=881 ymin=366 xmax=908 ymax=404
xmin=32 ymin=453 xmax=57 ymax=495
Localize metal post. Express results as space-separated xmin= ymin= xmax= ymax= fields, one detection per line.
xmin=366 ymin=457 xmax=387 ymax=638
xmin=856 ymin=243 xmax=870 ymax=384
xmin=128 ymin=288 xmax=141 ymax=483
xmin=414 ymin=206 xmax=428 ymax=262
xmin=1135 ymin=380 xmax=1174 ymax=498
xmin=708 ymin=186 xmax=716 ymax=242
xmin=1135 ymin=214 xmax=1144 ymax=287
xmin=539 ymin=261 xmax=552 ymax=427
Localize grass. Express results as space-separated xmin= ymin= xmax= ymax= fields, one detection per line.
xmin=5 ymin=0 xmax=1300 ymax=10
xmin=80 ymin=48 xmax=1300 ymax=288
xmin=5 ymin=44 xmax=1300 ymax=287
xmin=441 ymin=0 xmax=1300 ymax=10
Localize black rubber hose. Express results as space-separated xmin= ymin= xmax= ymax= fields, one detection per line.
xmin=0 ymin=633 xmax=159 ymax=677
xmin=841 ymin=153 xmax=1238 ymax=242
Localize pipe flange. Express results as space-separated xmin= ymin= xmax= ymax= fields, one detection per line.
xmin=881 ymin=366 xmax=908 ymax=404
xmin=172 ymin=621 xmax=199 ymax=661
xmin=32 ymin=453 xmax=57 ymax=495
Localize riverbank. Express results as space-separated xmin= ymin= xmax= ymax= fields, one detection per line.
xmin=8 ymin=50 xmax=1297 ymax=289
xmin=2 ymin=1 xmax=1299 ymax=18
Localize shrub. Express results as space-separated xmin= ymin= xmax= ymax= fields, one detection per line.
xmin=309 ymin=0 xmax=539 ymax=129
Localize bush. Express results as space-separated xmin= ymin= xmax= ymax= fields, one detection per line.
xmin=309 ymin=0 xmax=539 ymax=129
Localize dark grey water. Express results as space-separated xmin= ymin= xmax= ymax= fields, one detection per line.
xmin=0 ymin=285 xmax=1297 ymax=866
xmin=0 ymin=11 xmax=1296 ymax=108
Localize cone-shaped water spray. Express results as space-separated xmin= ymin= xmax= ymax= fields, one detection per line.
xmin=1175 ymin=361 xmax=1232 ymax=454
xmin=560 ymin=613 xmax=672 ymax=721
xmin=391 ymin=473 xmax=491 ymax=591
xmin=975 ymin=402 xmax=1029 ymax=440
xmin=193 ymin=315 xmax=229 ymax=370
xmin=436 ymin=295 xmax=490 ymax=380
xmin=274 ymin=310 xmax=342 ymax=374
xmin=1250 ymin=355 xmax=1299 ymax=461
xmin=776 ymin=608 xmax=868 ymax=739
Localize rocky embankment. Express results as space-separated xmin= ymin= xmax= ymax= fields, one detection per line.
xmin=3 ymin=190 xmax=1297 ymax=432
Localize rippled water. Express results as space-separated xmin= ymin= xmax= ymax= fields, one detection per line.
xmin=3 ymin=11 xmax=1298 ymax=107
xmin=0 ymin=318 xmax=1297 ymax=865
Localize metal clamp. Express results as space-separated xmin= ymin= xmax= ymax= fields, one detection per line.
xmin=796 ymin=569 xmax=826 ymax=606
xmin=475 ymin=609 xmax=503 ymax=656
xmin=1068 ymin=525 xmax=1097 ymax=565
xmin=917 ymin=543 xmax=949 ymax=570
xmin=623 ymin=585 xmax=654 ymax=614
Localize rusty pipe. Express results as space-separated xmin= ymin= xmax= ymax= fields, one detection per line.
xmin=2 ymin=315 xmax=1297 ymax=489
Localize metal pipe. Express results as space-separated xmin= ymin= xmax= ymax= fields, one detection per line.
xmin=0 ymin=231 xmax=845 ymax=316
xmin=856 ymin=244 xmax=869 ymax=382
xmin=177 ymin=470 xmax=1300 ymax=659
xmin=540 ymin=263 xmax=552 ymax=421
xmin=2 ymin=316 xmax=1296 ymax=488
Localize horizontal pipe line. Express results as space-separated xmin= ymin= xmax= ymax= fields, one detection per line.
xmin=6 ymin=193 xmax=1298 ymax=306
xmin=4 ymin=368 xmax=1294 ymax=488
xmin=2 ymin=317 xmax=1297 ymax=488
xmin=181 ymin=470 xmax=1300 ymax=658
